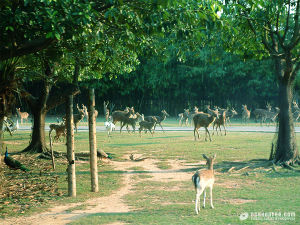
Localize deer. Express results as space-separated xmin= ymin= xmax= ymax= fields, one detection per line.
xmin=252 ymin=103 xmax=273 ymax=125
xmin=103 ymin=101 xmax=110 ymax=121
xmin=241 ymin=104 xmax=251 ymax=123
xmin=226 ymin=108 xmax=238 ymax=124
xmin=111 ymin=107 xmax=134 ymax=132
xmin=16 ymin=108 xmax=29 ymax=124
xmin=144 ymin=110 xmax=169 ymax=132
xmin=120 ymin=112 xmax=144 ymax=133
xmin=213 ymin=109 xmax=227 ymax=136
xmin=193 ymin=111 xmax=218 ymax=141
xmin=179 ymin=109 xmax=190 ymax=126
xmin=139 ymin=117 xmax=157 ymax=136
xmin=49 ymin=122 xmax=66 ymax=142
xmin=192 ymin=154 xmax=216 ymax=215
xmin=104 ymin=120 xmax=115 ymax=137
xmin=74 ymin=104 xmax=85 ymax=132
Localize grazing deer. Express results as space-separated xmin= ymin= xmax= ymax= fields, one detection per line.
xmin=213 ymin=110 xmax=227 ymax=136
xmin=16 ymin=108 xmax=29 ymax=124
xmin=103 ymin=101 xmax=110 ymax=121
xmin=193 ymin=111 xmax=218 ymax=141
xmin=120 ymin=112 xmax=144 ymax=133
xmin=241 ymin=105 xmax=251 ymax=123
xmin=192 ymin=154 xmax=216 ymax=214
xmin=49 ymin=122 xmax=66 ymax=142
xmin=139 ymin=118 xmax=157 ymax=136
xmin=111 ymin=107 xmax=134 ymax=132
xmin=144 ymin=110 xmax=169 ymax=132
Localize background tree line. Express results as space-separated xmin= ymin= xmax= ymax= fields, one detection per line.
xmin=20 ymin=46 xmax=299 ymax=117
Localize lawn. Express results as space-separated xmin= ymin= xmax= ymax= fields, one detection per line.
xmin=0 ymin=120 xmax=299 ymax=224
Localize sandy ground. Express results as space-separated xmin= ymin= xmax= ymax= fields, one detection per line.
xmin=0 ymin=155 xmax=198 ymax=225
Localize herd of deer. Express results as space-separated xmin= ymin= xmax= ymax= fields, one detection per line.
xmin=11 ymin=100 xmax=300 ymax=143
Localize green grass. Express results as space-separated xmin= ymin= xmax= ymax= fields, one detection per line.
xmin=1 ymin=126 xmax=300 ymax=224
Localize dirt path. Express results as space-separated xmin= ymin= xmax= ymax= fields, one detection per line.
xmin=1 ymin=155 xmax=197 ymax=225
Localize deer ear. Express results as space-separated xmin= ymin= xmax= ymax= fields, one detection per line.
xmin=203 ymin=154 xmax=208 ymax=160
xmin=213 ymin=154 xmax=216 ymax=159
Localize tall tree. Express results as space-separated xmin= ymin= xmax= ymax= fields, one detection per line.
xmin=222 ymin=0 xmax=300 ymax=166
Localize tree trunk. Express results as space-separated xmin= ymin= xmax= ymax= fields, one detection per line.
xmin=88 ymin=88 xmax=98 ymax=192
xmin=23 ymin=109 xmax=48 ymax=153
xmin=66 ymin=95 xmax=76 ymax=197
xmin=270 ymin=59 xmax=300 ymax=165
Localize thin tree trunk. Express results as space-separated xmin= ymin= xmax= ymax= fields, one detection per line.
xmin=88 ymin=88 xmax=98 ymax=192
xmin=66 ymin=95 xmax=76 ymax=197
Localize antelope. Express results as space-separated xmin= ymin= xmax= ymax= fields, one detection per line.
xmin=103 ymin=101 xmax=110 ymax=121
xmin=213 ymin=110 xmax=227 ymax=136
xmin=16 ymin=108 xmax=29 ymax=124
xmin=241 ymin=105 xmax=251 ymax=123
xmin=139 ymin=118 xmax=157 ymax=136
xmin=144 ymin=110 xmax=169 ymax=132
xmin=49 ymin=122 xmax=66 ymax=142
xmin=111 ymin=107 xmax=134 ymax=132
xmin=192 ymin=154 xmax=216 ymax=215
xmin=193 ymin=111 xmax=218 ymax=141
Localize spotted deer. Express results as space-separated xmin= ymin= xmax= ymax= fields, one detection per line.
xmin=192 ymin=154 xmax=216 ymax=214
xmin=241 ymin=105 xmax=251 ymax=123
xmin=16 ymin=108 xmax=29 ymax=124
xmin=193 ymin=111 xmax=218 ymax=141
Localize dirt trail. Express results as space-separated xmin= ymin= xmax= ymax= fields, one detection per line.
xmin=1 ymin=156 xmax=196 ymax=225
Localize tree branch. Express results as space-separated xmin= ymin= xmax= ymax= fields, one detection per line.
xmin=46 ymin=85 xmax=80 ymax=112
xmin=0 ymin=38 xmax=55 ymax=61
xmin=287 ymin=0 xmax=300 ymax=50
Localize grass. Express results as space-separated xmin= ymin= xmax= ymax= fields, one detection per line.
xmin=1 ymin=121 xmax=300 ymax=224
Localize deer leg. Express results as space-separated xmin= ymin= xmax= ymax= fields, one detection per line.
xmin=195 ymin=187 xmax=205 ymax=214
xmin=218 ymin=125 xmax=222 ymax=136
xmin=210 ymin=185 xmax=214 ymax=209
xmin=223 ymin=124 xmax=226 ymax=136
xmin=205 ymin=127 xmax=212 ymax=141
xmin=203 ymin=189 xmax=206 ymax=208
xmin=159 ymin=123 xmax=165 ymax=133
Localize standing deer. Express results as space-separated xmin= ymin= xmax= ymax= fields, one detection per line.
xmin=74 ymin=104 xmax=85 ymax=132
xmin=226 ymin=108 xmax=238 ymax=124
xmin=49 ymin=122 xmax=66 ymax=142
xmin=213 ymin=110 xmax=227 ymax=136
xmin=139 ymin=117 xmax=157 ymax=136
xmin=241 ymin=105 xmax=251 ymax=123
xmin=193 ymin=111 xmax=218 ymax=141
xmin=111 ymin=108 xmax=134 ymax=132
xmin=120 ymin=112 xmax=144 ymax=133
xmin=16 ymin=108 xmax=29 ymax=124
xmin=103 ymin=101 xmax=110 ymax=121
xmin=179 ymin=109 xmax=190 ymax=126
xmin=144 ymin=110 xmax=169 ymax=132
xmin=192 ymin=154 xmax=216 ymax=214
